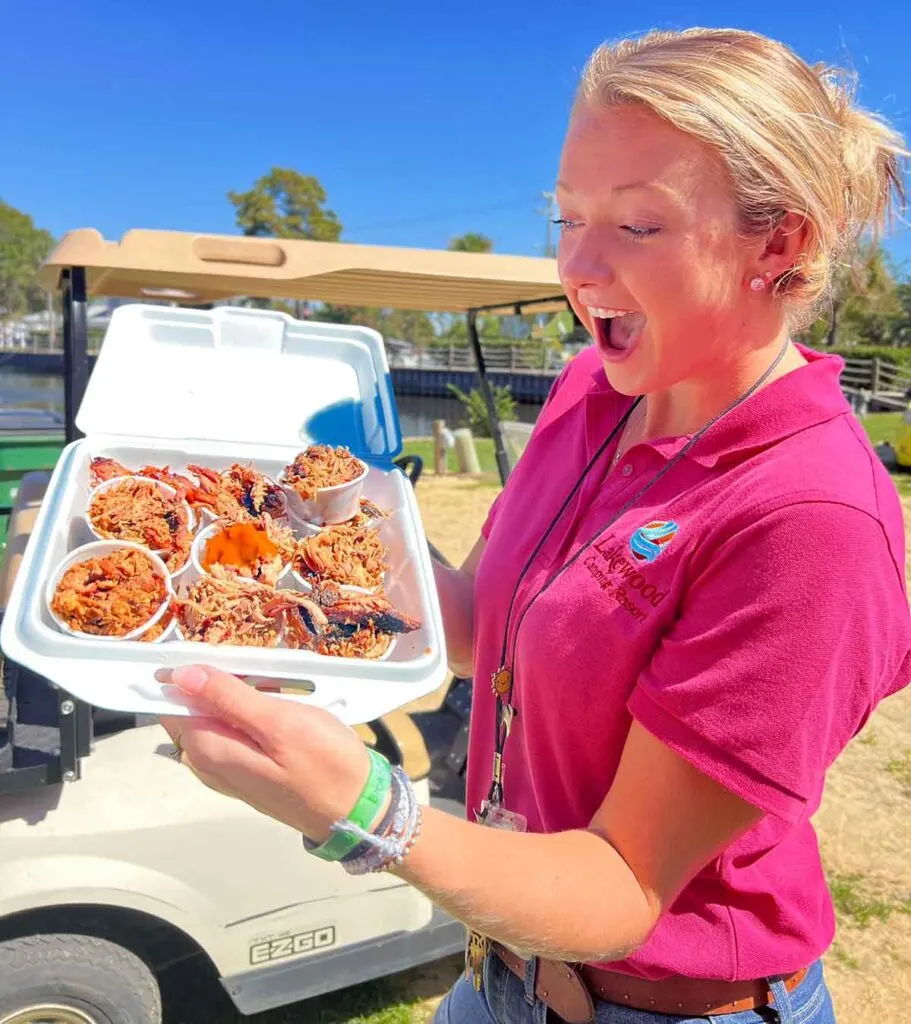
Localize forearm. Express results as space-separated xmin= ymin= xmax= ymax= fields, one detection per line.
xmin=431 ymin=559 xmax=475 ymax=677
xmin=394 ymin=807 xmax=657 ymax=963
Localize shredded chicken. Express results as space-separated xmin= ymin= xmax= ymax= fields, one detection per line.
xmin=293 ymin=523 xmax=387 ymax=590
xmin=88 ymin=478 xmax=192 ymax=573
xmin=176 ymin=577 xmax=283 ymax=647
xmin=51 ymin=548 xmax=168 ymax=637
xmin=281 ymin=445 xmax=364 ymax=502
xmin=186 ymin=463 xmax=285 ymax=522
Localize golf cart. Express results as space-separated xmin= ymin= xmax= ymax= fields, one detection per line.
xmin=0 ymin=229 xmax=563 ymax=1024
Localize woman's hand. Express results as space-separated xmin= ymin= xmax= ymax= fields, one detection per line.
xmin=159 ymin=664 xmax=372 ymax=842
xmin=432 ymin=535 xmax=486 ymax=677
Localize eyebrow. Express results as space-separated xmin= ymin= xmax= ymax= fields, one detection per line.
xmin=555 ymin=178 xmax=660 ymax=196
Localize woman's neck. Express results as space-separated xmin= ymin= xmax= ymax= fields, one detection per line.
xmin=639 ymin=330 xmax=805 ymax=441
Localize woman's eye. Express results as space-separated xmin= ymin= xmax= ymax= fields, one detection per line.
xmin=622 ymin=225 xmax=661 ymax=240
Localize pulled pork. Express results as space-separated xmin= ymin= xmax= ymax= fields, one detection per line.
xmin=186 ymin=463 xmax=285 ymax=522
xmin=201 ymin=515 xmax=295 ymax=587
xmin=281 ymin=445 xmax=364 ymax=502
xmin=293 ymin=523 xmax=387 ymax=590
xmin=89 ymin=457 xmax=195 ymax=498
xmin=51 ymin=548 xmax=168 ymax=637
xmin=176 ymin=576 xmax=283 ymax=647
xmin=88 ymin=477 xmax=192 ymax=573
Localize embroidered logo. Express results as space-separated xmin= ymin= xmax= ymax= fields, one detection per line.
xmin=629 ymin=520 xmax=678 ymax=564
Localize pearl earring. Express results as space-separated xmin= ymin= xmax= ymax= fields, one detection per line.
xmin=749 ymin=276 xmax=766 ymax=292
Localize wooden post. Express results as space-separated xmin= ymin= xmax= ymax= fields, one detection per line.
xmin=871 ymin=357 xmax=881 ymax=398
xmin=432 ymin=419 xmax=448 ymax=476
xmin=453 ymin=428 xmax=482 ymax=474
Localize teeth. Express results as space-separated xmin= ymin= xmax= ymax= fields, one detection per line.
xmin=588 ymin=307 xmax=632 ymax=319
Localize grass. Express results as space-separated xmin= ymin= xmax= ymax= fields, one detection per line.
xmin=402 ymin=437 xmax=497 ymax=475
xmin=886 ymin=750 xmax=911 ymax=791
xmin=158 ymin=954 xmax=461 ymax=1024
xmin=861 ymin=411 xmax=903 ymax=447
xmin=400 ymin=411 xmax=902 ymax=480
xmin=827 ymin=872 xmax=896 ymax=929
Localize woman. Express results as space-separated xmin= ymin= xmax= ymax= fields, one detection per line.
xmin=161 ymin=28 xmax=909 ymax=1024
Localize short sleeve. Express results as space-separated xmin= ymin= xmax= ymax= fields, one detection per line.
xmin=628 ymin=502 xmax=911 ymax=824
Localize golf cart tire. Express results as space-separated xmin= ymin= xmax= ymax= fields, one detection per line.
xmin=0 ymin=933 xmax=162 ymax=1024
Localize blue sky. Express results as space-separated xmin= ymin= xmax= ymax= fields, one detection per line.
xmin=2 ymin=0 xmax=909 ymax=269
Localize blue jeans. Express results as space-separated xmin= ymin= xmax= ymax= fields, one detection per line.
xmin=434 ymin=955 xmax=836 ymax=1024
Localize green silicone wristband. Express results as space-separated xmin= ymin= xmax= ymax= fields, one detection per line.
xmin=308 ymin=749 xmax=393 ymax=862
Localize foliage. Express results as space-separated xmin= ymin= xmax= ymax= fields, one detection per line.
xmin=0 ymin=200 xmax=55 ymax=316
xmin=402 ymin=437 xmax=498 ymax=475
xmin=228 ymin=167 xmax=342 ymax=241
xmin=811 ymin=345 xmax=911 ymax=370
xmin=448 ymin=232 xmax=493 ymax=253
xmin=314 ymin=304 xmax=435 ymax=346
xmin=796 ymin=242 xmax=906 ymax=348
xmin=446 ymin=382 xmax=517 ymax=437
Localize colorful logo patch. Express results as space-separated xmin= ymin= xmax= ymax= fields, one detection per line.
xmin=629 ymin=520 xmax=678 ymax=563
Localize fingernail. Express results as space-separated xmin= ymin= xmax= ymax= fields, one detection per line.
xmin=154 ymin=668 xmax=173 ymax=685
xmin=171 ymin=665 xmax=208 ymax=694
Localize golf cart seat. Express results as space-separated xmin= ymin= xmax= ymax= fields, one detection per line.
xmin=0 ymin=471 xmax=435 ymax=782
xmin=0 ymin=470 xmax=51 ymax=612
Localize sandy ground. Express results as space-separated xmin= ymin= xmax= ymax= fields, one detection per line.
xmin=410 ymin=471 xmax=911 ymax=1022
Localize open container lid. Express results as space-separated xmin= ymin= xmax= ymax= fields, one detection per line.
xmin=77 ymin=304 xmax=402 ymax=463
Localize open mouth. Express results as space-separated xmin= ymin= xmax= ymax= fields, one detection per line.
xmin=589 ymin=307 xmax=646 ymax=360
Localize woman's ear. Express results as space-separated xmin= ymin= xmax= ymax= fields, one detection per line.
xmin=753 ymin=211 xmax=814 ymax=284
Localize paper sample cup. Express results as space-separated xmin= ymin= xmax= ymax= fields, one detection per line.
xmin=280 ymin=459 xmax=368 ymax=526
xmin=85 ymin=475 xmax=195 ymax=577
xmin=46 ymin=540 xmax=174 ymax=642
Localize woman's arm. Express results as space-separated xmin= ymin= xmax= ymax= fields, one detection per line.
xmin=160 ymin=668 xmax=762 ymax=965
xmin=432 ymin=536 xmax=485 ymax=677
xmin=394 ymin=719 xmax=762 ymax=962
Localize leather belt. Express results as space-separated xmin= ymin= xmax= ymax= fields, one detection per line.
xmin=490 ymin=943 xmax=808 ymax=1022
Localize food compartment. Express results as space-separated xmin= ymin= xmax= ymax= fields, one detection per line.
xmin=16 ymin=438 xmax=436 ymax=671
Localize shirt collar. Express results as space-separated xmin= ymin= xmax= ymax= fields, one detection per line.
xmin=586 ymin=344 xmax=850 ymax=468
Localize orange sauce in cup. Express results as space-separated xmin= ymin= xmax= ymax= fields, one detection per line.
xmin=202 ymin=522 xmax=278 ymax=571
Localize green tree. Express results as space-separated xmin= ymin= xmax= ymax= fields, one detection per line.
xmin=0 ymin=200 xmax=54 ymax=316
xmin=312 ymin=304 xmax=435 ymax=347
xmin=448 ymin=232 xmax=493 ymax=253
xmin=446 ymin=382 xmax=516 ymax=436
xmin=228 ymin=168 xmax=342 ymax=241
xmin=820 ymin=242 xmax=902 ymax=347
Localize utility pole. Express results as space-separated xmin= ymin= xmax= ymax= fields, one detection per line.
xmin=538 ymin=191 xmax=558 ymax=258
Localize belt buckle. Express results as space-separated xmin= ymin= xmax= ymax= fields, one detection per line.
xmin=466 ymin=930 xmax=490 ymax=991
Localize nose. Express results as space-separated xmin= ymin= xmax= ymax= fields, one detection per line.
xmin=558 ymin=231 xmax=615 ymax=296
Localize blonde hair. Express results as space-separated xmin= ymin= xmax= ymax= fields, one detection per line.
xmin=576 ymin=28 xmax=907 ymax=321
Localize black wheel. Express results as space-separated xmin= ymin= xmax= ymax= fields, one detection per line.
xmin=0 ymin=935 xmax=161 ymax=1024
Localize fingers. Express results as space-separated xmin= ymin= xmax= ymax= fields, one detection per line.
xmin=159 ymin=665 xmax=286 ymax=752
xmin=162 ymin=714 xmax=277 ymax=776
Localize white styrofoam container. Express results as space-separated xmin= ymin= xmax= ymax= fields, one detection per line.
xmin=0 ymin=305 xmax=448 ymax=726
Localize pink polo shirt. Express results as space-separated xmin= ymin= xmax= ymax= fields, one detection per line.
xmin=469 ymin=344 xmax=910 ymax=981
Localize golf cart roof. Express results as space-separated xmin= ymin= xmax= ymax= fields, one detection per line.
xmin=39 ymin=228 xmax=564 ymax=313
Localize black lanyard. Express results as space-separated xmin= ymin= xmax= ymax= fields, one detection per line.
xmin=480 ymin=340 xmax=790 ymax=820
